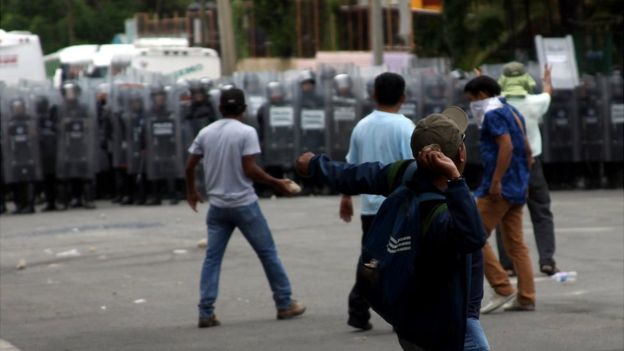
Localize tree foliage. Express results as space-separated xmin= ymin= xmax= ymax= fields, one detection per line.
xmin=252 ymin=0 xmax=295 ymax=58
xmin=0 ymin=0 xmax=189 ymax=54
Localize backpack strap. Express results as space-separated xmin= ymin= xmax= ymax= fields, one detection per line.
xmin=401 ymin=161 xmax=418 ymax=187
xmin=421 ymin=202 xmax=448 ymax=236
xmin=386 ymin=160 xmax=415 ymax=193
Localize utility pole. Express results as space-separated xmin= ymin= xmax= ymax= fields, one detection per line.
xmin=217 ymin=0 xmax=237 ymax=75
xmin=370 ymin=0 xmax=383 ymax=65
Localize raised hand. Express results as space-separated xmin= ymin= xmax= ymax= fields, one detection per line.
xmin=417 ymin=145 xmax=461 ymax=179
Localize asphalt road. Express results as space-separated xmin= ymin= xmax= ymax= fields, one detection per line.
xmin=1 ymin=190 xmax=623 ymax=351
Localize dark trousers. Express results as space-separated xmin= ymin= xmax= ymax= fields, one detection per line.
xmin=348 ymin=214 xmax=376 ymax=323
xmin=12 ymin=182 xmax=35 ymax=211
xmin=43 ymin=174 xmax=57 ymax=206
xmin=496 ymin=157 xmax=556 ymax=268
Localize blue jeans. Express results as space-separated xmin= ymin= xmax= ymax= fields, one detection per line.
xmin=464 ymin=318 xmax=490 ymax=351
xmin=398 ymin=318 xmax=490 ymax=351
xmin=198 ymin=202 xmax=292 ymax=318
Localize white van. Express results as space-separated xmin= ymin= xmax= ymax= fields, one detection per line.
xmin=0 ymin=29 xmax=46 ymax=85
xmin=131 ymin=46 xmax=221 ymax=80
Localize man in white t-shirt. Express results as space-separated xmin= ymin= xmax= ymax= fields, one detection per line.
xmin=186 ymin=88 xmax=305 ymax=328
xmin=496 ymin=63 xmax=561 ymax=276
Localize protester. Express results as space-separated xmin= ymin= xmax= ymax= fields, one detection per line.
xmin=496 ymin=63 xmax=560 ymax=276
xmin=340 ymin=72 xmax=415 ymax=330
xmin=464 ymin=76 xmax=535 ymax=313
xmin=296 ymin=107 xmax=489 ymax=351
xmin=185 ymin=88 xmax=305 ymax=328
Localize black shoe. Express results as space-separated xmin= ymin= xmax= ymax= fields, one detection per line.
xmin=145 ymin=198 xmax=161 ymax=206
xmin=347 ymin=317 xmax=373 ymax=331
xmin=198 ymin=315 xmax=221 ymax=328
xmin=111 ymin=196 xmax=122 ymax=204
xmin=540 ymin=263 xmax=560 ymax=276
xmin=42 ymin=203 xmax=58 ymax=212
xmin=169 ymin=198 xmax=179 ymax=205
xmin=69 ymin=198 xmax=83 ymax=208
xmin=83 ymin=201 xmax=96 ymax=210
xmin=20 ymin=206 xmax=35 ymax=214
xmin=120 ymin=196 xmax=133 ymax=205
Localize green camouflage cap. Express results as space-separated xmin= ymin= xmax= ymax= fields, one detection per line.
xmin=411 ymin=106 xmax=468 ymax=159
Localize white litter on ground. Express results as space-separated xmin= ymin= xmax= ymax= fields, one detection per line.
xmin=173 ymin=249 xmax=188 ymax=255
xmin=16 ymin=259 xmax=26 ymax=270
xmin=133 ymin=299 xmax=146 ymax=304
xmin=56 ymin=249 xmax=80 ymax=257
xmin=197 ymin=239 xmax=207 ymax=248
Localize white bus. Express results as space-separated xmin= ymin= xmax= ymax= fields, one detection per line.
xmin=0 ymin=29 xmax=46 ymax=85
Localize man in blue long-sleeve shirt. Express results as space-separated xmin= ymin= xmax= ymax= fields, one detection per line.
xmin=296 ymin=108 xmax=489 ymax=351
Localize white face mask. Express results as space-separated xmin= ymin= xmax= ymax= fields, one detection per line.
xmin=469 ymin=97 xmax=503 ymax=128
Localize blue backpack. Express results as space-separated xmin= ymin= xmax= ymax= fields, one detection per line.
xmin=356 ymin=161 xmax=447 ymax=326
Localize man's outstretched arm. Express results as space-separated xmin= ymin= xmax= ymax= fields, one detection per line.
xmin=296 ymin=153 xmax=394 ymax=197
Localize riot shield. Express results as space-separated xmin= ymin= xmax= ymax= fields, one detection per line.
xmin=31 ymin=85 xmax=60 ymax=176
xmin=56 ymin=82 xmax=98 ymax=180
xmin=329 ymin=73 xmax=361 ymax=161
xmin=295 ymin=70 xmax=328 ymax=155
xmin=123 ymin=87 xmax=147 ymax=176
xmin=143 ymin=85 xmax=184 ymax=181
xmin=260 ymin=81 xmax=296 ymax=170
xmin=606 ymin=72 xmax=624 ymax=162
xmin=541 ymin=89 xmax=580 ymax=164
xmin=240 ymin=72 xmax=271 ymax=131
xmin=422 ymin=74 xmax=450 ymax=115
xmin=1 ymin=88 xmax=43 ymax=184
xmin=183 ymin=81 xmax=218 ymax=153
xmin=577 ymin=75 xmax=607 ymax=162
xmin=109 ymin=83 xmax=131 ymax=169
xmin=399 ymin=73 xmax=423 ymax=123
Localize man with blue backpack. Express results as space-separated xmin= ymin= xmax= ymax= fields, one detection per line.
xmin=296 ymin=107 xmax=489 ymax=351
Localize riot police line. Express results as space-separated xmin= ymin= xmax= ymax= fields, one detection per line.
xmin=1 ymin=67 xmax=622 ymax=215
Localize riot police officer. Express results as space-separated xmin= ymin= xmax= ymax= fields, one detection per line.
xmin=2 ymin=98 xmax=40 ymax=214
xmin=123 ymin=90 xmax=147 ymax=204
xmin=144 ymin=84 xmax=182 ymax=205
xmin=330 ymin=73 xmax=361 ymax=161
xmin=57 ymin=82 xmax=96 ymax=209
xmin=185 ymin=80 xmax=218 ymax=139
xmin=35 ymin=94 xmax=59 ymax=211
xmin=256 ymin=81 xmax=295 ymax=196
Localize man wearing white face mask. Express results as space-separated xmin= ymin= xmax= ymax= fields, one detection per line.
xmin=464 ymin=76 xmax=535 ymax=314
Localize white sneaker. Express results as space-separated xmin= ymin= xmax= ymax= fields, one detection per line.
xmin=480 ymin=291 xmax=517 ymax=314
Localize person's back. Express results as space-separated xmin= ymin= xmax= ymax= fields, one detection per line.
xmin=350 ymin=111 xmax=414 ymax=163
xmin=506 ymin=93 xmax=550 ymax=159
xmin=195 ymin=118 xmax=258 ymax=207
xmin=342 ymin=72 xmax=415 ymax=331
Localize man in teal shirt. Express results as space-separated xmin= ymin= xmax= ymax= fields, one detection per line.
xmin=340 ymin=72 xmax=415 ymax=330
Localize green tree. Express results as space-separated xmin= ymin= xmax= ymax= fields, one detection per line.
xmin=253 ymin=0 xmax=295 ymax=57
